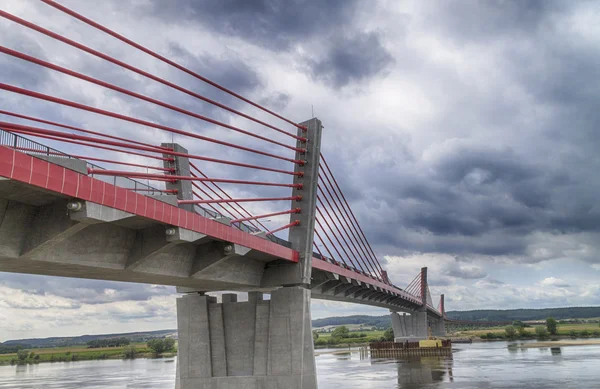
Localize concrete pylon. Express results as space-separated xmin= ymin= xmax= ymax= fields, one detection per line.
xmin=261 ymin=118 xmax=323 ymax=287
xmin=175 ymin=119 xmax=322 ymax=389
xmin=161 ymin=143 xmax=193 ymax=212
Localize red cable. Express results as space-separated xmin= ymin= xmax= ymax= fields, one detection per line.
xmin=191 ymin=188 xmax=241 ymax=222
xmin=313 ymin=240 xmax=325 ymax=260
xmin=314 ymin=230 xmax=337 ymax=265
xmin=131 ymin=188 xmax=177 ymax=193
xmin=36 ymin=2 xmax=307 ymax=132
xmin=318 ymin=182 xmax=377 ymax=278
xmin=0 ymin=14 xmax=306 ymax=142
xmin=0 ymin=46 xmax=304 ymax=153
xmin=179 ymin=196 xmax=301 ymax=205
xmin=189 ymin=162 xmax=270 ymax=231
xmin=9 ymin=146 xmax=172 ymax=172
xmin=86 ymin=169 xmax=302 ymax=188
xmin=320 ymin=167 xmax=384 ymax=278
xmin=231 ymin=208 xmax=300 ymax=223
xmin=1 ymin=120 xmax=299 ymax=175
xmin=0 ymin=83 xmax=304 ymax=164
xmin=320 ymin=155 xmax=385 ymax=276
xmin=318 ymin=176 xmax=380 ymax=279
xmin=266 ymin=220 xmax=300 ymax=236
xmin=0 ymin=109 xmax=170 ymax=151
xmin=316 ymin=194 xmax=365 ymax=273
xmin=316 ymin=205 xmax=360 ymax=272
xmin=190 ymin=172 xmax=264 ymax=231
xmin=3 ymin=127 xmax=170 ymax=161
xmin=315 ymin=217 xmax=349 ymax=268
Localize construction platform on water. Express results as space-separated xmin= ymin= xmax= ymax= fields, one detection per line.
xmin=362 ymin=340 xmax=452 ymax=359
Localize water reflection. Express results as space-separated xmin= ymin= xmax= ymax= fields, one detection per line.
xmin=396 ymin=356 xmax=453 ymax=388
xmin=2 ymin=342 xmax=600 ymax=389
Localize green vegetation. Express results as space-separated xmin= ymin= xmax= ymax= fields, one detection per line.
xmin=313 ymin=326 xmax=389 ymax=348
xmin=383 ymin=328 xmax=394 ymax=341
xmin=0 ymin=340 xmax=177 ymax=366
xmin=535 ymin=326 xmax=548 ymax=339
xmin=123 ymin=345 xmax=137 ymax=359
xmin=147 ymin=338 xmax=175 ymax=355
xmin=0 ymin=329 xmax=176 ymax=349
xmin=87 ymin=338 xmax=130 ymax=348
xmin=312 ymin=315 xmax=391 ymax=329
xmin=546 ymin=317 xmax=558 ymax=335
xmin=457 ymin=322 xmax=600 ymax=338
xmin=505 ymin=326 xmax=517 ymax=339
xmin=447 ymin=307 xmax=600 ymax=322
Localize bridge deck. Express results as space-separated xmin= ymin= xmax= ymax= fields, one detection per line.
xmin=0 ymin=146 xmax=438 ymax=315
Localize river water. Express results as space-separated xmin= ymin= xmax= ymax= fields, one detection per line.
xmin=0 ymin=341 xmax=598 ymax=388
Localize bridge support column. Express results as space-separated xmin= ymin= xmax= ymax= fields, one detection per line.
xmin=430 ymin=317 xmax=446 ymax=337
xmin=391 ymin=312 xmax=428 ymax=341
xmin=176 ymin=286 xmax=316 ymax=389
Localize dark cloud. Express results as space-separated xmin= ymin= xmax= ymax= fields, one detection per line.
xmin=142 ymin=0 xmax=357 ymax=50
xmin=142 ymin=0 xmax=393 ymax=89
xmin=306 ymin=32 xmax=395 ymax=88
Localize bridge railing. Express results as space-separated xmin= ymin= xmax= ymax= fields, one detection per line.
xmin=0 ymin=128 xmax=272 ymax=237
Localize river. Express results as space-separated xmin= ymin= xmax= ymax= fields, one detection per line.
xmin=0 ymin=341 xmax=598 ymax=388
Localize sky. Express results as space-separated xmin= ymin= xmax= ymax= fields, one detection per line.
xmin=1 ymin=0 xmax=600 ymax=340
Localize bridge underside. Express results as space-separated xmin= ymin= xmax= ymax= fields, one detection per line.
xmin=0 ymin=174 xmax=431 ymax=315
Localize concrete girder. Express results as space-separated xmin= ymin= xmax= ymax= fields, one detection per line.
xmin=319 ymin=280 xmax=341 ymax=294
xmin=333 ymin=283 xmax=355 ymax=297
xmin=343 ymin=285 xmax=363 ymax=297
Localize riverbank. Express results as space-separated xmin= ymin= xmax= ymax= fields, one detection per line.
xmin=518 ymin=339 xmax=600 ymax=348
xmin=0 ymin=344 xmax=175 ymax=366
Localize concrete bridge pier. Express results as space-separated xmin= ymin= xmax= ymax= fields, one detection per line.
xmin=175 ymin=287 xmax=316 ymax=389
xmin=429 ymin=317 xmax=447 ymax=337
xmin=391 ymin=312 xmax=429 ymax=341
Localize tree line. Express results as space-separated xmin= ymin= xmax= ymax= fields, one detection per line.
xmin=87 ymin=338 xmax=131 ymax=348
xmin=448 ymin=307 xmax=600 ymax=322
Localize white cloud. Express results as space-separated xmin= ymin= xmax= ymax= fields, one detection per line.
xmin=539 ymin=277 xmax=571 ymax=288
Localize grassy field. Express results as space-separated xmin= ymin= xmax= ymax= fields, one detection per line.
xmin=316 ymin=329 xmax=386 ymax=339
xmin=454 ymin=322 xmax=600 ymax=337
xmin=0 ymin=343 xmax=172 ymax=365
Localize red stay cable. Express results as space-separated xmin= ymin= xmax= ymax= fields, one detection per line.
xmin=320 ymin=155 xmax=385 ymax=276
xmin=316 ymin=204 xmax=360 ymax=272
xmin=318 ymin=175 xmax=380 ymax=279
xmin=0 ymin=120 xmax=299 ymax=175
xmin=0 ymin=46 xmax=304 ymax=152
xmin=189 ymin=163 xmax=269 ymax=231
xmin=0 ymin=11 xmax=306 ymax=141
xmin=3 ymin=127 xmax=170 ymax=161
xmin=86 ymin=169 xmax=302 ymax=188
xmin=0 ymin=110 xmax=171 ymax=151
xmin=0 ymin=83 xmax=303 ymax=165
xmin=266 ymin=220 xmax=300 ymax=236
xmin=178 ymin=196 xmax=301 ymax=205
xmin=37 ymin=1 xmax=307 ymax=132
xmin=316 ymin=194 xmax=365 ymax=273
xmin=314 ymin=217 xmax=349 ymax=269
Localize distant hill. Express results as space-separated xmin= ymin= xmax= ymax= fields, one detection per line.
xmin=312 ymin=307 xmax=600 ymax=329
xmin=312 ymin=315 xmax=391 ymax=329
xmin=446 ymin=307 xmax=600 ymax=322
xmin=2 ymin=329 xmax=176 ymax=348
